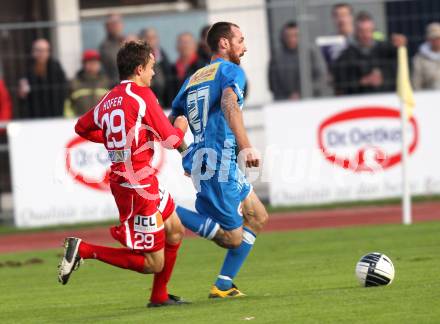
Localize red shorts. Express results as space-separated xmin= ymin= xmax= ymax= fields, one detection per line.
xmin=109 ymin=183 xmax=175 ymax=253
xmin=158 ymin=186 xmax=175 ymax=221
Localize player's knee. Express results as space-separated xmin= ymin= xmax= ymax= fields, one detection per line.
xmin=166 ymin=224 xmax=185 ymax=245
xmin=141 ymin=256 xmax=164 ymax=274
xmin=149 ymin=258 xmax=164 ymax=274
xmin=167 ymin=231 xmax=184 ymax=245
xmin=225 ymin=230 xmax=243 ymax=248
xmin=152 ymin=262 xmax=164 ymax=273
xmin=253 ymin=212 xmax=269 ymax=233
xmin=228 ymin=235 xmax=243 ymax=249
xmin=244 ymin=208 xmax=269 ymax=232
xmin=213 ymin=229 xmax=242 ymax=249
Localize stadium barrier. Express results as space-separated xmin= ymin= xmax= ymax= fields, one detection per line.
xmin=263 ymin=90 xmax=440 ymax=206
xmin=8 ymin=87 xmax=440 ymax=227
xmin=8 ymin=89 xmax=440 ymax=227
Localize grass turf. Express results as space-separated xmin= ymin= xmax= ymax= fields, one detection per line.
xmin=0 ymin=222 xmax=439 ymax=323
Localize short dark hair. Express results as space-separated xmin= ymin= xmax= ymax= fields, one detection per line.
xmin=206 ymin=21 xmax=239 ymax=52
xmin=117 ymin=40 xmax=152 ymax=80
xmin=283 ymin=21 xmax=297 ymax=30
xmin=332 ymin=3 xmax=354 ymax=16
xmin=356 ymin=11 xmax=373 ymax=23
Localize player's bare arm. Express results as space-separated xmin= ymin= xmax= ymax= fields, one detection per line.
xmin=173 ymin=116 xmax=189 ymax=152
xmin=169 ymin=114 xmax=188 ymax=153
xmin=220 ymin=87 xmax=259 ymax=168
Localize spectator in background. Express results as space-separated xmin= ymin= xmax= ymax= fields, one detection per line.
xmin=18 ymin=38 xmax=68 ymax=118
xmin=333 ymin=3 xmax=354 ymax=40
xmin=64 ymin=50 xmax=110 ymax=117
xmin=332 ymin=12 xmax=405 ymax=95
xmin=198 ymin=25 xmax=212 ymax=65
xmin=319 ymin=4 xmax=385 ymax=67
xmin=140 ymin=28 xmax=173 ymax=107
xmin=413 ymin=22 xmax=440 ymax=90
xmin=99 ymin=14 xmax=124 ymax=86
xmin=269 ymin=21 xmax=327 ymax=100
xmin=324 ymin=3 xmax=355 ymax=64
xmin=171 ymin=32 xmax=205 ymax=97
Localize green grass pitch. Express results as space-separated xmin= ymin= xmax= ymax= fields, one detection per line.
xmin=1 ymin=221 xmax=439 ymax=323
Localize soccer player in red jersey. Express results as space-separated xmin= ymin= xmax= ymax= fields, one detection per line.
xmin=58 ymin=41 xmax=189 ymax=307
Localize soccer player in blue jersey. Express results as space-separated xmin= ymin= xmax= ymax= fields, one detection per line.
xmin=170 ymin=22 xmax=269 ymax=298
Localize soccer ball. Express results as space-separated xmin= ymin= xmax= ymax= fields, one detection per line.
xmin=355 ymin=252 xmax=395 ymax=287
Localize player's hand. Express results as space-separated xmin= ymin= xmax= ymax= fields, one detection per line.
xmin=173 ymin=116 xmax=188 ymax=134
xmin=239 ymin=147 xmax=260 ymax=168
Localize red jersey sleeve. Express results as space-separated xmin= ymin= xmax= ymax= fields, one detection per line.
xmin=75 ymin=107 xmax=104 ymax=143
xmin=143 ymin=88 xmax=184 ymax=149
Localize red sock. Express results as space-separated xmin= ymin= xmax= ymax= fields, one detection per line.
xmin=150 ymin=241 xmax=181 ymax=303
xmin=79 ymin=241 xmax=146 ymax=273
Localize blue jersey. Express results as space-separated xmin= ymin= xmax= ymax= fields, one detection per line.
xmin=172 ymin=58 xmax=250 ymax=231
xmin=171 ymin=58 xmax=246 ymax=174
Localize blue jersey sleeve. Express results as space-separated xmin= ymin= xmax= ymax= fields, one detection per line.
xmin=171 ymin=78 xmax=190 ymax=117
xmin=220 ymin=64 xmax=246 ymax=106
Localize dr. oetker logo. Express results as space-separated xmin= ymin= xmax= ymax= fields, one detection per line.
xmin=65 ymin=137 xmax=111 ymax=191
xmin=318 ymin=107 xmax=418 ymax=172
xmin=65 ymin=136 xmax=165 ymax=191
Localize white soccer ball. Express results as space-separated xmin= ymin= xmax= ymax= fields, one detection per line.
xmin=355 ymin=252 xmax=395 ymax=287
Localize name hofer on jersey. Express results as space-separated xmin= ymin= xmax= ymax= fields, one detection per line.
xmin=103 ymin=96 xmax=123 ymax=110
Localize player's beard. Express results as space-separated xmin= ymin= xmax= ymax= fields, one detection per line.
xmin=229 ymin=50 xmax=242 ymax=65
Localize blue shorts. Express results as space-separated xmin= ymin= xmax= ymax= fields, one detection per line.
xmin=194 ymin=166 xmax=252 ymax=231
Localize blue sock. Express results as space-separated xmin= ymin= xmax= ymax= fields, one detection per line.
xmin=176 ymin=206 xmax=220 ymax=239
xmin=215 ymin=227 xmax=256 ymax=291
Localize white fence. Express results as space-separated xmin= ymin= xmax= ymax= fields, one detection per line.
xmin=264 ymin=91 xmax=440 ymax=206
